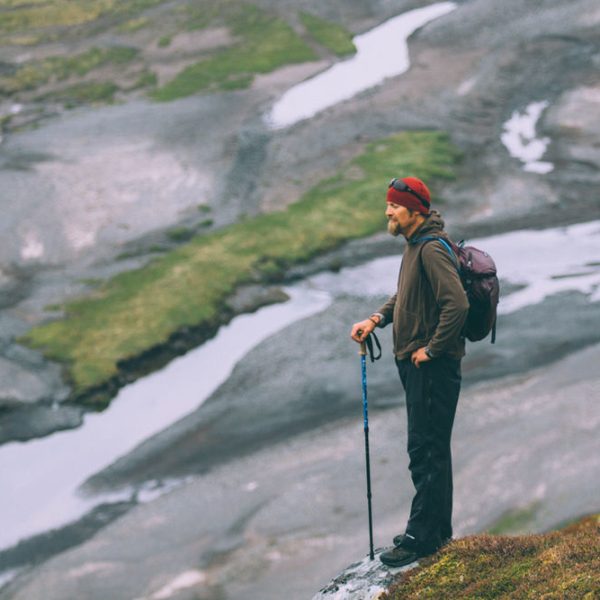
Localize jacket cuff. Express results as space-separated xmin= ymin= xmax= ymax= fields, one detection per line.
xmin=371 ymin=312 xmax=386 ymax=327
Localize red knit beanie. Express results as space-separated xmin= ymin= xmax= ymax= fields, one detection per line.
xmin=386 ymin=177 xmax=431 ymax=215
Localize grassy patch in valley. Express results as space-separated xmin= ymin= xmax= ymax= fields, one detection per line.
xmin=152 ymin=4 xmax=317 ymax=100
xmin=0 ymin=0 xmax=166 ymax=44
xmin=383 ymin=514 xmax=600 ymax=599
xmin=299 ymin=11 xmax=356 ymax=56
xmin=21 ymin=131 xmax=459 ymax=396
xmin=40 ymin=80 xmax=119 ymax=105
xmin=0 ymin=46 xmax=138 ymax=95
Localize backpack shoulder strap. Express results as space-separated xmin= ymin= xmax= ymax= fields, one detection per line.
xmin=411 ymin=235 xmax=459 ymax=270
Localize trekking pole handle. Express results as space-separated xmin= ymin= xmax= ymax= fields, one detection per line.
xmin=359 ymin=340 xmax=367 ymax=356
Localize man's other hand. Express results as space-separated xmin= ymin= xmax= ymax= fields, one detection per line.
xmin=351 ymin=319 xmax=376 ymax=343
xmin=411 ymin=347 xmax=432 ymax=368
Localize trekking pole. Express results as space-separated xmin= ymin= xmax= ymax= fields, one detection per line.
xmin=359 ymin=339 xmax=375 ymax=560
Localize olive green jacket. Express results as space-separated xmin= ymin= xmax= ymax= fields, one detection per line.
xmin=376 ymin=211 xmax=469 ymax=360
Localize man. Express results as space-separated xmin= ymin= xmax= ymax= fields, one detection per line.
xmin=350 ymin=176 xmax=469 ymax=568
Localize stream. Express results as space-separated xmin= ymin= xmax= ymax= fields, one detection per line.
xmin=264 ymin=2 xmax=457 ymax=129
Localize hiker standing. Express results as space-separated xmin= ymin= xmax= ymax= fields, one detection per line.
xmin=350 ymin=176 xmax=469 ymax=568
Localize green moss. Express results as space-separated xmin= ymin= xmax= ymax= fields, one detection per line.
xmin=152 ymin=4 xmax=316 ymax=101
xmin=157 ymin=35 xmax=172 ymax=48
xmin=21 ymin=130 xmax=459 ymax=394
xmin=299 ymin=11 xmax=356 ymax=56
xmin=166 ymin=226 xmax=195 ymax=242
xmin=132 ymin=70 xmax=157 ymax=89
xmin=0 ymin=1 xmax=120 ymax=35
xmin=0 ymin=0 xmax=166 ymax=45
xmin=117 ymin=16 xmax=150 ymax=33
xmin=44 ymin=304 xmax=63 ymax=312
xmin=0 ymin=46 xmax=138 ymax=95
xmin=384 ymin=515 xmax=600 ymax=600
xmin=42 ymin=81 xmax=119 ymax=105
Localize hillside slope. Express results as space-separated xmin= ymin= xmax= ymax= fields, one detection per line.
xmin=384 ymin=515 xmax=600 ymax=599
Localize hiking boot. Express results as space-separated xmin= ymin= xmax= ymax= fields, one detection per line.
xmin=393 ymin=533 xmax=453 ymax=548
xmin=379 ymin=545 xmax=420 ymax=568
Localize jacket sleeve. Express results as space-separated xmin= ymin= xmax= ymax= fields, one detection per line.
xmin=421 ymin=242 xmax=469 ymax=356
xmin=375 ymin=294 xmax=396 ymax=327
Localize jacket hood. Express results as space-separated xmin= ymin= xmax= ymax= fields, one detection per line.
xmin=409 ymin=210 xmax=445 ymax=241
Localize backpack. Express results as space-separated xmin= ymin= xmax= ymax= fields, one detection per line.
xmin=416 ymin=236 xmax=500 ymax=343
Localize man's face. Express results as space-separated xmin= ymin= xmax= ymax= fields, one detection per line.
xmin=385 ymin=202 xmax=417 ymax=237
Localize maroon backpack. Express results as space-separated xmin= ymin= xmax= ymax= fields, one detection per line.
xmin=416 ymin=236 xmax=500 ymax=343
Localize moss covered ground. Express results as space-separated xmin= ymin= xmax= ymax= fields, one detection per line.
xmin=1 ymin=0 xmax=357 ymax=104
xmin=383 ymin=514 xmax=600 ymax=599
xmin=0 ymin=0 xmax=165 ymax=44
xmin=299 ymin=11 xmax=356 ymax=56
xmin=0 ymin=46 xmax=138 ymax=96
xmin=152 ymin=3 xmax=317 ymax=100
xmin=21 ymin=130 xmax=459 ymax=399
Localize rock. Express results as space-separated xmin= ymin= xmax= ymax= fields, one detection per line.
xmin=0 ymin=344 xmax=69 ymax=409
xmin=0 ymin=404 xmax=84 ymax=444
xmin=312 ymin=550 xmax=415 ymax=600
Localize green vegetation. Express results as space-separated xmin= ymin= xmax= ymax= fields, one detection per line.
xmin=117 ymin=16 xmax=150 ymax=33
xmin=300 ymin=12 xmax=356 ymax=56
xmin=384 ymin=514 xmax=600 ymax=599
xmin=132 ymin=70 xmax=157 ymax=90
xmin=486 ymin=502 xmax=542 ymax=535
xmin=21 ymin=131 xmax=459 ymax=396
xmin=1 ymin=1 xmax=355 ymax=104
xmin=166 ymin=226 xmax=196 ymax=242
xmin=0 ymin=46 xmax=138 ymax=95
xmin=0 ymin=0 xmax=166 ymax=44
xmin=152 ymin=4 xmax=316 ymax=100
xmin=41 ymin=81 xmax=119 ymax=105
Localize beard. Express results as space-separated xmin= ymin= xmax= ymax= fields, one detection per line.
xmin=387 ymin=219 xmax=403 ymax=237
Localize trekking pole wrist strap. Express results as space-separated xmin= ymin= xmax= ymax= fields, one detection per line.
xmin=364 ymin=331 xmax=382 ymax=363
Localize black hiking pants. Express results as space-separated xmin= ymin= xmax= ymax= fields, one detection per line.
xmin=396 ymin=355 xmax=461 ymax=553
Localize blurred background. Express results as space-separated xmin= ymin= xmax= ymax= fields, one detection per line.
xmin=0 ymin=0 xmax=599 ymax=598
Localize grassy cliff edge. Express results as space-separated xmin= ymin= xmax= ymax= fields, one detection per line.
xmin=383 ymin=514 xmax=600 ymax=599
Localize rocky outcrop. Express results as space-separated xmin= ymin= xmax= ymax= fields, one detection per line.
xmin=313 ymin=551 xmax=414 ymax=600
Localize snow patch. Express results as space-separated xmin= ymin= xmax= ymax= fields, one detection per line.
xmin=20 ymin=231 xmax=45 ymax=260
xmin=501 ymin=101 xmax=554 ymax=174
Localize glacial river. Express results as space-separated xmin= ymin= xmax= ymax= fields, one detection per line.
xmin=265 ymin=2 xmax=457 ymax=128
